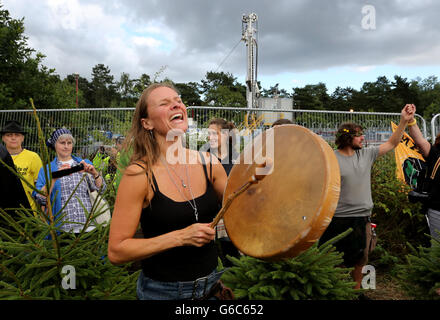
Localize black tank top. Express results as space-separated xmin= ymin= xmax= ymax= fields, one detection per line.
xmin=140 ymin=154 xmax=219 ymax=281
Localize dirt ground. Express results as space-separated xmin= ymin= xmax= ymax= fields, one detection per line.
xmin=362 ymin=270 xmax=411 ymax=300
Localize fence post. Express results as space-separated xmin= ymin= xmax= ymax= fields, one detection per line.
xmin=431 ymin=113 xmax=440 ymax=142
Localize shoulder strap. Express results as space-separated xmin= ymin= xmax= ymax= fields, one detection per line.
xmin=131 ymin=162 xmax=157 ymax=192
xmin=209 ymin=152 xmax=213 ymax=183
xmin=150 ymin=172 xmax=159 ymax=192
xmin=430 ymin=157 xmax=440 ymax=180
xmin=133 ymin=162 xmax=145 ymax=170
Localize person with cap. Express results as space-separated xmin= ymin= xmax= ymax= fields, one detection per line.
xmin=1 ymin=120 xmax=43 ymax=212
xmin=33 ymin=128 xmax=106 ymax=234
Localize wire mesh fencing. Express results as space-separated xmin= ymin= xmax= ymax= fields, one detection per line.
xmin=0 ymin=107 xmax=430 ymax=158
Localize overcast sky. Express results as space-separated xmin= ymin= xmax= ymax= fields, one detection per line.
xmin=3 ymin=0 xmax=440 ymax=93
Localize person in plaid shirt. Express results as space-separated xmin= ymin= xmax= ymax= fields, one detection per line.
xmin=34 ymin=128 xmax=106 ymax=233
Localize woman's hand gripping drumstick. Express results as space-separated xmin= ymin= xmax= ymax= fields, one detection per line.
xmin=210 ymin=157 xmax=274 ymax=228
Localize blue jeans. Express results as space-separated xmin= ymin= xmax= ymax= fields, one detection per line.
xmin=136 ymin=269 xmax=224 ymax=300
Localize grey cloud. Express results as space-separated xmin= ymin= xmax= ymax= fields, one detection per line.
xmin=118 ymin=0 xmax=440 ymax=74
xmin=4 ymin=0 xmax=440 ymax=84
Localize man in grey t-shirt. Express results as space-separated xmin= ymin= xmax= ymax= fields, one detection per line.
xmin=320 ymin=104 xmax=414 ymax=290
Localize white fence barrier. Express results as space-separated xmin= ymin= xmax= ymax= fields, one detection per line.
xmin=431 ymin=114 xmax=440 ymax=142
xmin=0 ymin=107 xmax=429 ymax=158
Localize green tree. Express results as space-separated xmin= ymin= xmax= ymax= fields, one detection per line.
xmin=221 ymin=229 xmax=358 ymax=300
xmin=204 ymin=85 xmax=246 ymax=108
xmin=0 ymin=5 xmax=75 ymax=109
xmin=356 ymin=76 xmax=402 ymax=112
xmin=423 ymin=102 xmax=440 ymax=124
xmin=115 ymin=72 xmax=138 ymax=108
xmin=174 ymin=82 xmax=203 ymax=106
xmin=261 ymin=83 xmax=290 ymax=98
xmin=416 ymin=76 xmax=440 ymax=118
xmin=65 ymin=73 xmax=90 ymax=108
xmin=0 ymin=106 xmax=138 ymax=299
xmin=292 ymin=83 xmax=330 ymax=110
xmin=391 ymin=75 xmax=419 ymax=108
xmin=132 ymin=73 xmax=151 ymax=96
xmin=200 ymin=71 xmax=246 ymax=107
xmin=90 ymin=64 xmax=117 ymax=108
xmin=397 ymin=239 xmax=440 ymax=300
xmin=329 ymin=86 xmax=356 ymax=111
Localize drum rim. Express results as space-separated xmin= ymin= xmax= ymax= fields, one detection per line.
xmin=223 ymin=125 xmax=340 ymax=259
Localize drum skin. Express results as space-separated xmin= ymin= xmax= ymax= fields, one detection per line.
xmin=223 ymin=124 xmax=340 ymax=260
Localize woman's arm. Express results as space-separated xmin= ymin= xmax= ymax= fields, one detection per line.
xmin=33 ymin=165 xmax=56 ymax=208
xmin=408 ymin=121 xmax=431 ymax=158
xmin=108 ymin=164 xmax=215 ymax=265
xmin=406 ymin=105 xmax=431 ymax=158
xmin=378 ymin=104 xmax=413 ymax=157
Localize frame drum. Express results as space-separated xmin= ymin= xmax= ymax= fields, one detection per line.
xmin=223 ymin=124 xmax=340 ymax=260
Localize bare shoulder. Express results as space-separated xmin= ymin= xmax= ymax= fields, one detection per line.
xmin=118 ymin=161 xmax=151 ymax=204
xmin=124 ymin=162 xmax=147 ymax=176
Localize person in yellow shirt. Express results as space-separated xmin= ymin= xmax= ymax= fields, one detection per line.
xmin=1 ymin=120 xmax=43 ymax=212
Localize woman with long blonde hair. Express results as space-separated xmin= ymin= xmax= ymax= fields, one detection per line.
xmin=108 ymin=83 xmax=229 ymax=300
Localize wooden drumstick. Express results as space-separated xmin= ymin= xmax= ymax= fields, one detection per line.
xmin=210 ymin=157 xmax=273 ymax=228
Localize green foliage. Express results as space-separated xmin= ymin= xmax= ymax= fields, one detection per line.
xmin=292 ymin=83 xmax=330 ymax=110
xmin=397 ymin=238 xmax=440 ymax=300
xmin=368 ymin=244 xmax=400 ymax=275
xmin=90 ymin=64 xmax=118 ymax=109
xmin=0 ymin=208 xmax=138 ymax=300
xmin=0 ymin=6 xmax=76 ymax=110
xmin=175 ymin=82 xmax=203 ymax=106
xmin=3 ymin=0 xmax=440 ymax=113
xmin=370 ymin=152 xmax=430 ymax=263
xmin=200 ymin=71 xmax=247 ymax=108
xmin=261 ymin=83 xmax=290 ymax=98
xmin=0 ymin=104 xmax=138 ymax=300
xmin=221 ymin=229 xmax=358 ymax=300
xmin=2 ymin=0 xmax=440 ymax=114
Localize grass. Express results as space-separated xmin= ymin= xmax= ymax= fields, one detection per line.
xmin=362 ymin=268 xmax=411 ymax=300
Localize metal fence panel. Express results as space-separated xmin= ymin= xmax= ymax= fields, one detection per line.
xmin=431 ymin=114 xmax=440 ymax=142
xmin=0 ymin=108 xmax=134 ymax=157
xmin=188 ymin=106 xmax=427 ymax=146
xmin=0 ymin=107 xmax=428 ymax=158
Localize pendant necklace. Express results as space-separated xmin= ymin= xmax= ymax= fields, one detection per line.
xmin=167 ymin=163 xmax=187 ymax=188
xmin=160 ymin=156 xmax=198 ymax=221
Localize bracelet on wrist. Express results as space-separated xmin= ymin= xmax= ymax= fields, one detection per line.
xmin=94 ymin=174 xmax=100 ymax=180
xmin=408 ymin=119 xmax=417 ymax=126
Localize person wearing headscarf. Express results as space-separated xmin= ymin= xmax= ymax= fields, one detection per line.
xmin=33 ymin=128 xmax=106 ymax=233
